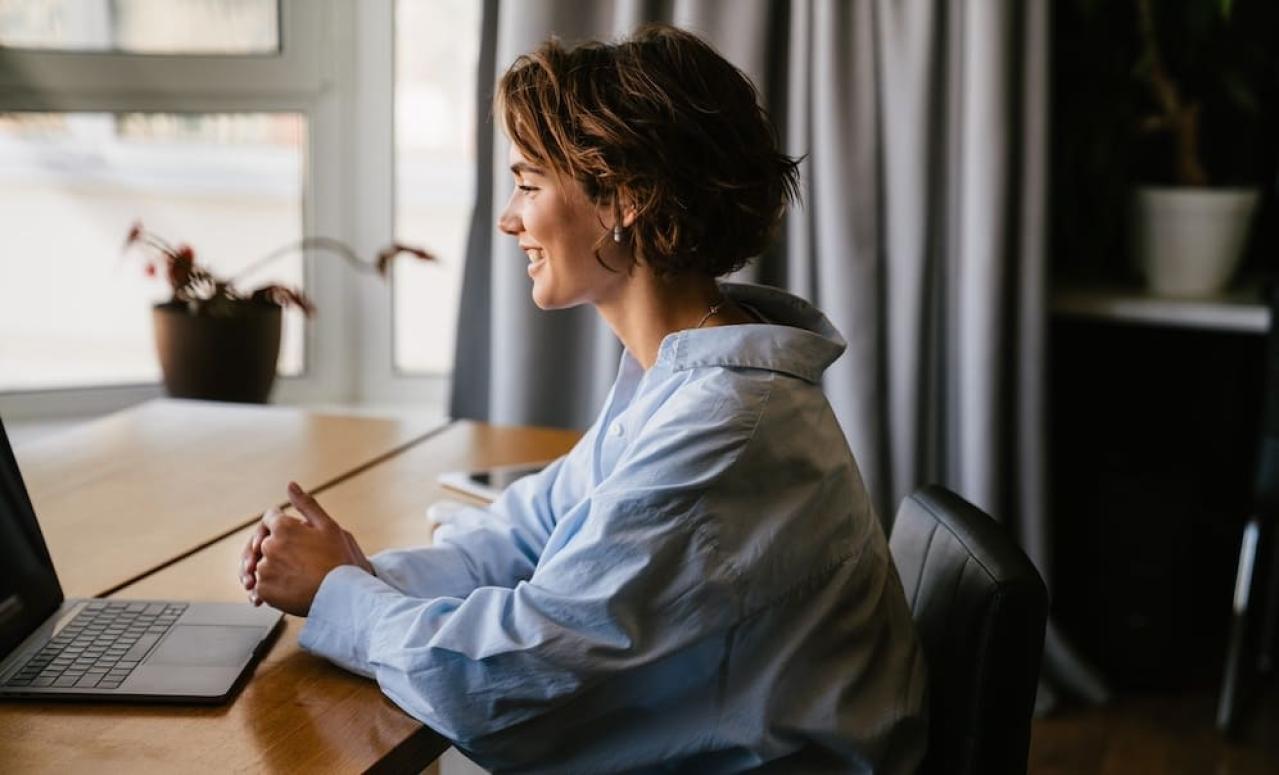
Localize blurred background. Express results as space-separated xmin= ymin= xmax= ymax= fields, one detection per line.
xmin=2 ymin=2 xmax=1277 ymax=773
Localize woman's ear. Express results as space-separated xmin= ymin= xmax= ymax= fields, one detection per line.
xmin=608 ymin=189 xmax=638 ymax=229
xmin=596 ymin=191 xmax=638 ymax=237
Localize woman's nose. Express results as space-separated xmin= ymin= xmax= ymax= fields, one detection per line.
xmin=497 ymin=199 xmax=521 ymax=236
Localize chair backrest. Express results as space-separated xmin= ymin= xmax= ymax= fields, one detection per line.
xmin=889 ymin=485 xmax=1048 ymax=775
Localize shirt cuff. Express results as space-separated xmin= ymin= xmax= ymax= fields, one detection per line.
xmin=368 ymin=553 xmax=408 ymax=593
xmin=298 ymin=564 xmax=402 ymax=678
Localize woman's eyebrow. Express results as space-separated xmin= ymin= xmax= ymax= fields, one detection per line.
xmin=510 ymin=161 xmax=545 ymax=176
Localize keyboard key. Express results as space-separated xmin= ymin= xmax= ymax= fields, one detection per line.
xmin=52 ymin=676 xmax=79 ymax=687
xmin=123 ymin=633 xmax=162 ymax=662
xmin=75 ymin=675 xmax=102 ymax=688
xmin=98 ymin=680 xmax=123 ymax=689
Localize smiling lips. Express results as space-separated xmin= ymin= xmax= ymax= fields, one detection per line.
xmin=523 ymin=246 xmax=547 ymax=276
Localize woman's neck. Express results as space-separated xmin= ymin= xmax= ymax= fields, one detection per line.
xmin=594 ymin=271 xmax=751 ymax=370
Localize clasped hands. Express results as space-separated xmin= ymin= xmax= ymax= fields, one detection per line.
xmin=239 ymin=481 xmax=374 ymax=616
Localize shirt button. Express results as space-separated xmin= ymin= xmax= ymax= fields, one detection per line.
xmin=610 ymin=422 xmax=624 ymax=437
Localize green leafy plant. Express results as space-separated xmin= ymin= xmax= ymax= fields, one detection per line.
xmin=122 ymin=221 xmax=435 ymax=316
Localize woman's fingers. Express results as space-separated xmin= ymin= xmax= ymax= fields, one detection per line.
xmin=240 ymin=528 xmax=261 ymax=589
xmin=287 ymin=481 xmax=336 ymax=529
xmin=241 ymin=515 xmax=274 ymax=594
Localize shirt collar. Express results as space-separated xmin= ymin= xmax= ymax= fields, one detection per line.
xmin=652 ymin=283 xmax=847 ymax=384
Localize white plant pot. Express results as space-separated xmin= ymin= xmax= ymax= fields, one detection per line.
xmin=1131 ymin=186 xmax=1260 ymax=298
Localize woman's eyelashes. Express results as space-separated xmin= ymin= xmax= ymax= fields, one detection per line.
xmin=517 ymin=183 xmax=539 ymax=193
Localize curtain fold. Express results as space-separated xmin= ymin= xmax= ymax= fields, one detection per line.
xmin=449 ymin=0 xmax=1107 ymax=706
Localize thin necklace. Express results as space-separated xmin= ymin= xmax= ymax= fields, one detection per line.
xmin=695 ymin=299 xmax=726 ymax=329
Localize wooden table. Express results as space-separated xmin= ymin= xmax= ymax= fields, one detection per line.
xmin=11 ymin=399 xmax=443 ymax=598
xmin=1 ymin=412 xmax=581 ymax=773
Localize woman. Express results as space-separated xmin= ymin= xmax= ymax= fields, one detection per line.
xmin=242 ymin=24 xmax=927 ymax=773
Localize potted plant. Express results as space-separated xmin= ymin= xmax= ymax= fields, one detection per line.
xmin=123 ymin=222 xmax=434 ymax=403
xmin=1127 ymin=0 xmax=1275 ymax=297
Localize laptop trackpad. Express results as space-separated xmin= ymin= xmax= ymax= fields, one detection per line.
xmin=147 ymin=625 xmax=263 ymax=667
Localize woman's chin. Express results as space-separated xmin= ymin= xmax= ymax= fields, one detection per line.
xmin=531 ymin=289 xmax=581 ymax=311
xmin=530 ymin=283 xmax=557 ymax=310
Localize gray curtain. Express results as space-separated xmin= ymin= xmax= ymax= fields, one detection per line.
xmin=450 ymin=0 xmax=1108 ymax=707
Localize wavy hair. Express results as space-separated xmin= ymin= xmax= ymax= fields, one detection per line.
xmin=496 ymin=24 xmax=800 ymax=278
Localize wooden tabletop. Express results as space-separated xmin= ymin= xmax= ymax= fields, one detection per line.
xmin=10 ymin=399 xmax=444 ymax=598
xmin=0 ymin=419 xmax=582 ymax=774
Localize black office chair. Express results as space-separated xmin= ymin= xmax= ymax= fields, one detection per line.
xmin=1217 ymin=283 xmax=1279 ymax=733
xmin=889 ymin=485 xmax=1049 ymax=775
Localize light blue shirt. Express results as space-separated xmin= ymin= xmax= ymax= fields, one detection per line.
xmin=300 ymin=283 xmax=928 ymax=773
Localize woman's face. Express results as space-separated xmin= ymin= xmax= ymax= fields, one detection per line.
xmin=497 ymin=144 xmax=627 ymax=310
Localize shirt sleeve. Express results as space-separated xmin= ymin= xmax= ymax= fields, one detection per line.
xmin=367 ymin=419 xmax=601 ymax=600
xmin=298 ymin=405 xmax=755 ymax=749
xmin=367 ymin=456 xmax=564 ymax=600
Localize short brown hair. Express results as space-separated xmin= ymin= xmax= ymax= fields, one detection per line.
xmin=496 ymin=24 xmax=800 ymax=278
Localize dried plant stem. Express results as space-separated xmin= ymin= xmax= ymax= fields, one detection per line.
xmin=229 ymin=237 xmax=382 ymax=285
xmin=1135 ymin=0 xmax=1209 ymax=186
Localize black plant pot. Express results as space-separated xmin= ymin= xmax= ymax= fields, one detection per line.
xmin=152 ymin=302 xmax=282 ymax=404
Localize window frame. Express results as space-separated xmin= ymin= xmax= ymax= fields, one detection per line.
xmin=0 ymin=0 xmax=450 ymax=421
xmin=348 ymin=0 xmax=451 ymax=408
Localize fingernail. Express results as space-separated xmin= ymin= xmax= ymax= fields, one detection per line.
xmin=288 ymin=481 xmax=301 ymax=494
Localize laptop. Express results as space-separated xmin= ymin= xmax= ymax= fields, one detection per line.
xmin=0 ymin=416 xmax=281 ymax=703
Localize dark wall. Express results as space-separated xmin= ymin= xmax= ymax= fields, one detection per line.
xmin=1050 ymin=320 xmax=1265 ymax=688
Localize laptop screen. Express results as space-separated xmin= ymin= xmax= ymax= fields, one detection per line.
xmin=0 ymin=418 xmax=64 ymax=658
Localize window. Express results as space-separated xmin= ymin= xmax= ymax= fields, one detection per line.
xmin=0 ymin=0 xmax=280 ymax=55
xmin=0 ymin=111 xmax=306 ymax=391
xmin=0 ymin=1 xmax=475 ymax=419
xmin=392 ymin=0 xmax=480 ymax=375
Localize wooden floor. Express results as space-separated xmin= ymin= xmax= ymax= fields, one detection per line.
xmin=425 ymin=686 xmax=1279 ymax=774
xmin=1029 ymin=686 xmax=1279 ymax=774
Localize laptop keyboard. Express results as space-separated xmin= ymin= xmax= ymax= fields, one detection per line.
xmin=4 ymin=600 xmax=187 ymax=690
